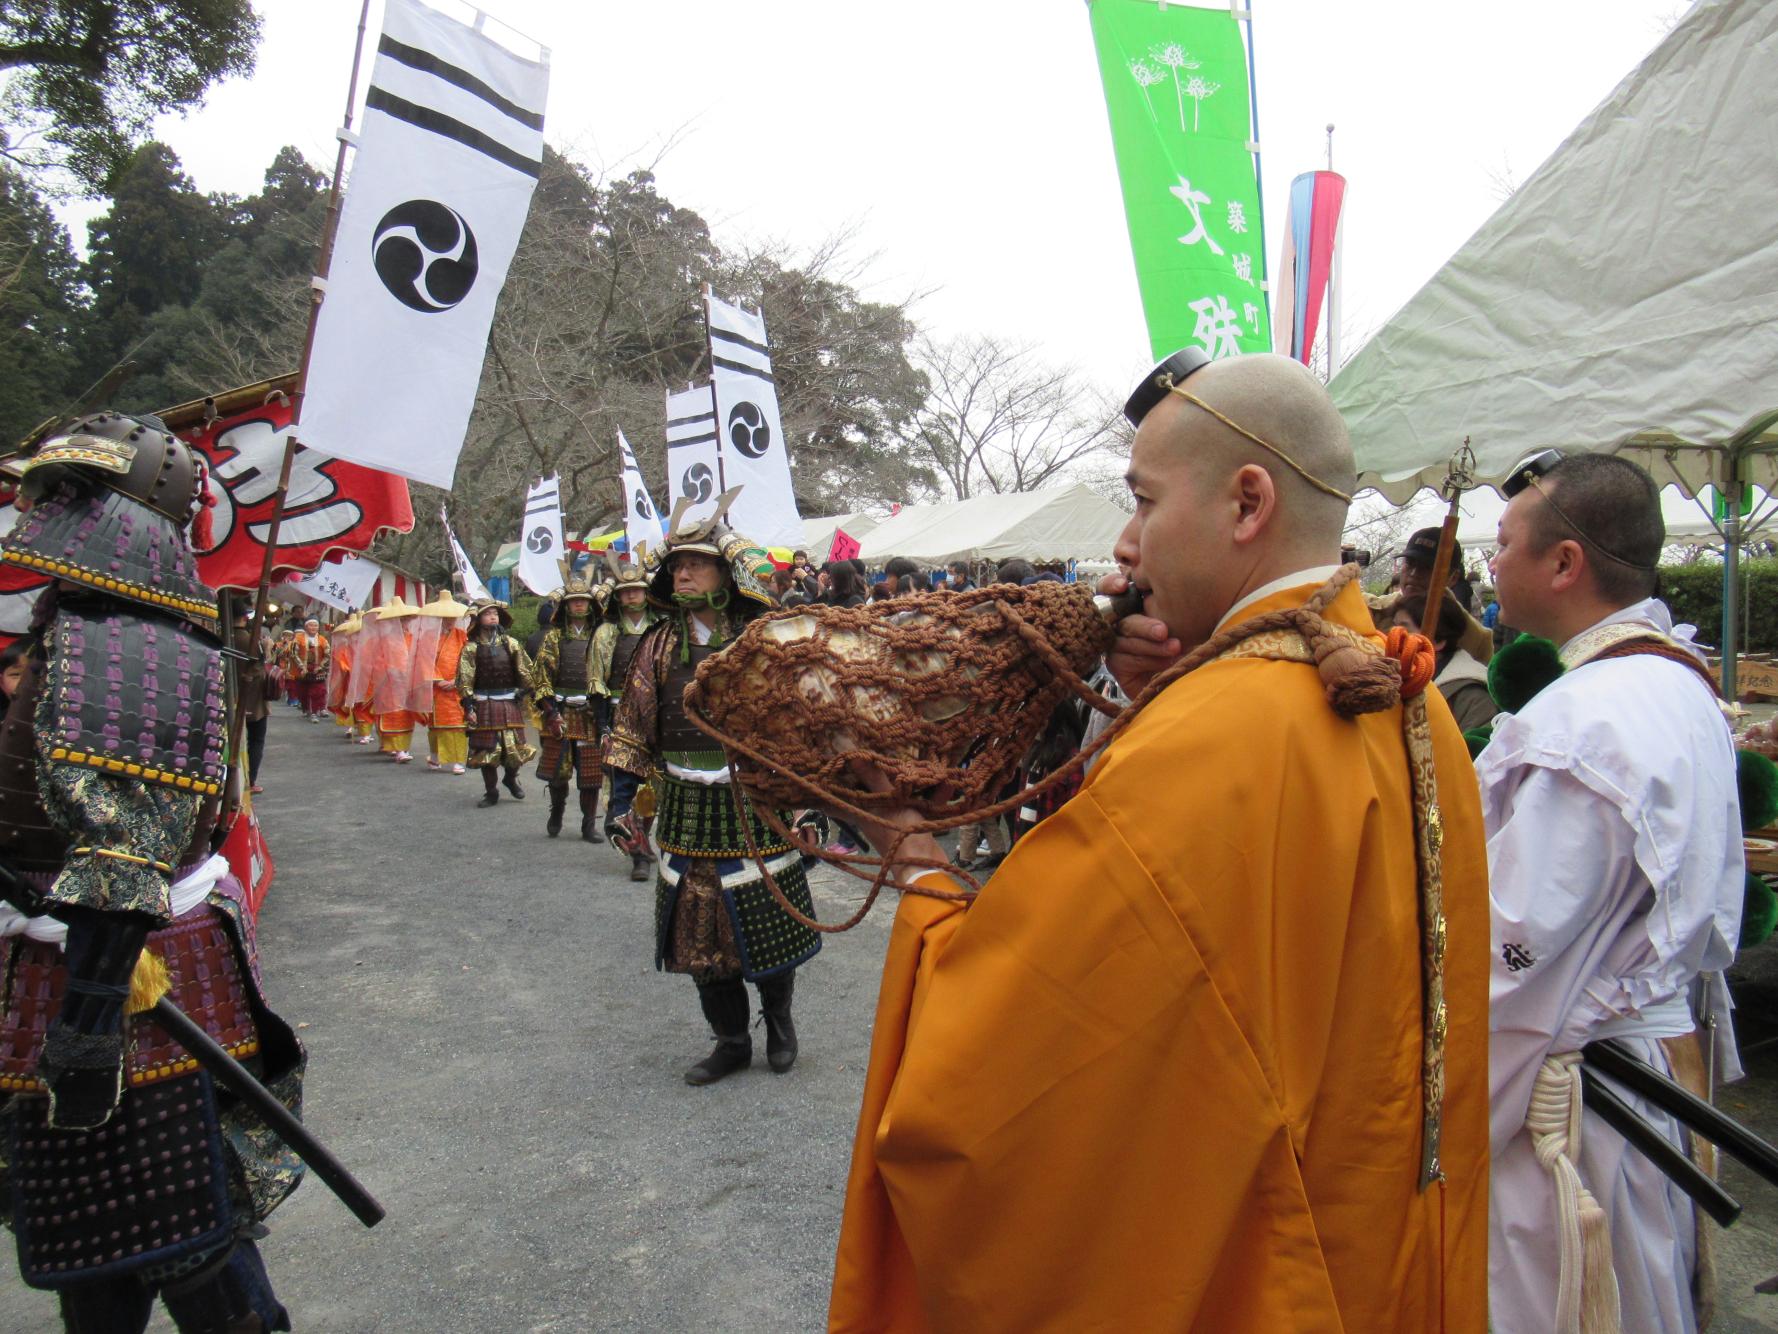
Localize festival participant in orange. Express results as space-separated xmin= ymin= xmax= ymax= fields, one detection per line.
xmin=419 ymin=592 xmax=471 ymax=773
xmin=367 ymin=596 xmax=422 ymax=763
xmin=289 ymin=615 xmax=330 ymax=721
xmin=327 ymin=612 xmax=361 ymax=733
xmin=828 ymin=351 xmax=1490 ymax=1332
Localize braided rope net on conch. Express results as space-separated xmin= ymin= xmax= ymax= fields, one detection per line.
xmin=685 ymin=580 xmax=1115 ymax=818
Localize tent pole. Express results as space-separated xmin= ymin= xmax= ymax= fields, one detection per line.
xmin=1723 ymin=468 xmax=1742 ymax=700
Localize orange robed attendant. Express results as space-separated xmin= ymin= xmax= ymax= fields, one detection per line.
xmin=829 ymin=352 xmax=1489 ymax=1333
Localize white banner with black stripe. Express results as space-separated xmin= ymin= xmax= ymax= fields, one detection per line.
xmin=664 ymin=382 xmax=721 ymax=528
xmin=440 ymin=504 xmax=492 ymax=601
xmin=617 ymin=429 xmax=665 ymax=557
xmin=296 ymin=0 xmax=549 ymax=489
xmin=705 ymin=291 xmax=803 ymax=547
xmin=515 ymin=473 xmax=565 ymax=596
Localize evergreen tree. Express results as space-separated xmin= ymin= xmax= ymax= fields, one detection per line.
xmin=0 ymin=0 xmax=260 ymax=193
xmin=0 ymin=166 xmax=85 ymax=443
xmin=80 ymin=140 xmax=233 ymax=396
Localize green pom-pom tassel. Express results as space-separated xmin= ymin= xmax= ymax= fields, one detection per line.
xmin=1738 ymin=749 xmax=1778 ymax=832
xmin=1741 ymin=871 xmax=1777 ymax=949
xmin=1487 ymin=635 xmax=1565 ymax=713
xmin=1463 ymin=724 xmax=1494 ymax=759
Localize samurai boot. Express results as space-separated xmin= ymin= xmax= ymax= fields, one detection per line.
xmin=685 ymin=978 xmax=751 ymax=1086
xmin=502 ymin=766 xmax=526 ymax=800
xmin=630 ymin=852 xmax=652 ymax=883
xmin=757 ymin=971 xmax=799 ymax=1074
xmin=579 ymin=788 xmax=604 ymax=843
xmin=477 ymin=767 xmax=500 ymax=807
xmin=546 ymin=784 xmax=568 ymax=837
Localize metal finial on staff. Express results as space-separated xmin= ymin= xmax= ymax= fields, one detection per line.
xmin=1417 ymin=437 xmax=1477 ymax=641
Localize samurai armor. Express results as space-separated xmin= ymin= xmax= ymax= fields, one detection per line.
xmin=8 ymin=1073 xmax=233 ymax=1288
xmin=470 ymin=639 xmax=521 ymax=693
xmin=0 ymin=908 xmax=261 ymax=1095
xmin=652 ymin=776 xmax=819 ymax=981
xmin=41 ymin=608 xmax=228 ymax=798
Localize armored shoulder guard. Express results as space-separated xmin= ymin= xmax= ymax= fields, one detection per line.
xmin=42 ymin=609 xmax=227 ymax=797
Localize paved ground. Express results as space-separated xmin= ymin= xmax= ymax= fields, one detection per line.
xmin=5 ymin=704 xmax=1778 ymax=1330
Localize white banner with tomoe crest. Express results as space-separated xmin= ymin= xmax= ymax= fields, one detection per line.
xmin=664 ymin=382 xmax=721 ymax=528
xmin=295 ymin=0 xmax=549 ymax=488
xmin=617 ymin=429 xmax=666 ymax=557
xmin=515 ymin=474 xmax=565 ymax=596
xmin=704 ymin=291 xmax=802 ymax=547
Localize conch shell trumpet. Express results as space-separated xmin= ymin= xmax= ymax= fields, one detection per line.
xmin=685 ymin=580 xmax=1133 ymax=817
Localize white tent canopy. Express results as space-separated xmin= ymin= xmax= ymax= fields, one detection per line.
xmin=1451 ymin=485 xmax=1777 ymax=553
xmin=801 ymin=512 xmax=880 ymax=560
xmin=1330 ymin=0 xmax=1778 ymax=503
xmin=857 ymin=484 xmax=1130 ymax=566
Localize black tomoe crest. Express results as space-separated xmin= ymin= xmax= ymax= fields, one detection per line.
xmin=372 ymin=200 xmax=480 ymax=313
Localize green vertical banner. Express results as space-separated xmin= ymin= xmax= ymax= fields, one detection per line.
xmin=1088 ymin=0 xmax=1269 ymax=361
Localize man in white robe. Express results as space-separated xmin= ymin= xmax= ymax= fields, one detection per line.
xmin=1482 ymin=453 xmax=1742 ymax=1333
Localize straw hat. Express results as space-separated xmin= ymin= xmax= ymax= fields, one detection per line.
xmin=336 ymin=612 xmax=363 ymax=635
xmin=373 ymin=595 xmax=422 ymax=620
xmin=419 ymin=591 xmax=471 ymax=618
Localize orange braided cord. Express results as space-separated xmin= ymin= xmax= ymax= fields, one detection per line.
xmin=1383 ymin=627 xmax=1437 ymax=699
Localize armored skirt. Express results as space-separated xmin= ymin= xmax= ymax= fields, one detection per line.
xmin=652 ymin=775 xmax=821 ymax=983
xmin=0 ymin=867 xmax=305 ymax=1292
xmin=465 ymin=697 xmax=537 ymax=769
xmin=535 ymin=705 xmax=603 ymax=788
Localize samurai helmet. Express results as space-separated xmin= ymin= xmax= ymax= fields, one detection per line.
xmin=601 ymin=550 xmax=652 ymax=620
xmin=467 ymin=597 xmax=512 ymax=630
xmin=0 ymin=410 xmax=219 ymax=626
xmin=647 ymin=488 xmax=774 ymax=611
xmin=552 ymin=557 xmax=602 ymax=614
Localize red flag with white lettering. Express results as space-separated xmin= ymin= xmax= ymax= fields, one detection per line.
xmin=827 ymin=528 xmax=861 ymax=563
xmin=180 ymin=395 xmax=414 ymax=590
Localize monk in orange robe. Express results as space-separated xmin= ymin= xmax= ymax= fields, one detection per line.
xmin=828 ymin=352 xmax=1489 ymax=1333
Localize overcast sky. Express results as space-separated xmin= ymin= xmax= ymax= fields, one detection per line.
xmin=62 ymin=0 xmax=1687 ymax=406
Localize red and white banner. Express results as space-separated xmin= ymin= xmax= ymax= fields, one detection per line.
xmin=221 ymin=806 xmax=276 ymax=920
xmin=181 ymin=396 xmax=414 ymax=590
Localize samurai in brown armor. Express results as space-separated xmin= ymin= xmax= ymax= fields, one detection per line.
xmin=606 ymin=501 xmax=820 ymax=1085
xmin=0 ymin=412 xmax=305 ymax=1332
xmin=530 ymin=561 xmax=606 ymax=842
xmin=591 ymin=555 xmax=660 ymax=881
xmin=456 ymin=598 xmax=537 ymax=808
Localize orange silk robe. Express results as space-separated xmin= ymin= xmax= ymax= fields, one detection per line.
xmin=828 ymin=578 xmax=1489 ymax=1333
xmin=430 ymin=627 xmax=468 ymax=730
xmin=327 ymin=640 xmax=353 ymax=719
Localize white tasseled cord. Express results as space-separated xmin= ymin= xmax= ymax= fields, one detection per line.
xmin=1527 ymin=1053 xmax=1622 ymax=1333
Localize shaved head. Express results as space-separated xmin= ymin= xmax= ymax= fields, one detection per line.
xmin=1117 ymin=353 xmax=1358 ymax=651
xmin=1171 ymin=354 xmax=1356 ymax=545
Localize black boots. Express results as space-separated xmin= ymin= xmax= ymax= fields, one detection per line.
xmin=502 ymin=767 xmax=525 ymax=799
xmin=579 ymin=788 xmax=604 ymax=843
xmin=757 ymin=971 xmax=798 ymax=1074
xmin=629 ymin=852 xmax=652 ymax=882
xmin=477 ymin=767 xmax=499 ymax=807
xmin=546 ymin=784 xmax=567 ymax=837
xmin=685 ymin=979 xmax=751 ymax=1085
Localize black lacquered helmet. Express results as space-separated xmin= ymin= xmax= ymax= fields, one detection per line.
xmin=1 ymin=411 xmax=218 ymax=625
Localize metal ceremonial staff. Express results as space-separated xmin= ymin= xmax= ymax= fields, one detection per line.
xmin=1417 ymin=439 xmax=1476 ymax=640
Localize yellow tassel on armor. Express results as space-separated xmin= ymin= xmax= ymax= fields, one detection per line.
xmin=126 ymin=950 xmax=172 ymax=1016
